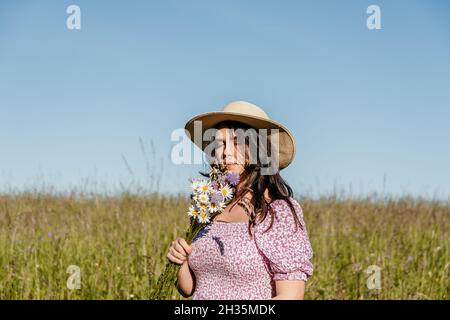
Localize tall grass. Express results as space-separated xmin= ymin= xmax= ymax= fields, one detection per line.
xmin=0 ymin=138 xmax=448 ymax=299
xmin=0 ymin=189 xmax=448 ymax=299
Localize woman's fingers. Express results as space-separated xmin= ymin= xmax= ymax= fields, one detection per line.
xmin=174 ymin=238 xmax=189 ymax=257
xmin=166 ymin=238 xmax=192 ymax=264
xmin=166 ymin=251 xmax=184 ymax=264
xmin=170 ymin=246 xmax=186 ymax=261
xmin=178 ymin=238 xmax=192 ymax=256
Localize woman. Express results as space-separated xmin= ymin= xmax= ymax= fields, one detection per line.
xmin=167 ymin=100 xmax=313 ymax=300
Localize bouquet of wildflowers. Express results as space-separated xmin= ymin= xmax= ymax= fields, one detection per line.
xmin=150 ymin=163 xmax=240 ymax=299
xmin=188 ymin=164 xmax=240 ymax=225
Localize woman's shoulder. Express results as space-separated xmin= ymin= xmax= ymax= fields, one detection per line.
xmin=251 ymin=196 xmax=314 ymax=281
xmin=269 ymin=196 xmax=301 ymax=212
xmin=254 ymin=197 xmax=304 ymax=230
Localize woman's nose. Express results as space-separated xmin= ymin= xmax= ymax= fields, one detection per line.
xmin=223 ymin=149 xmax=234 ymax=162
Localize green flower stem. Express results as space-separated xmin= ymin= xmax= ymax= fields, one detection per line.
xmin=150 ymin=164 xmax=229 ymax=300
xmin=150 ymin=218 xmax=204 ymax=300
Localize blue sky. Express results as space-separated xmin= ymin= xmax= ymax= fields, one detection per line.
xmin=0 ymin=0 xmax=449 ymax=200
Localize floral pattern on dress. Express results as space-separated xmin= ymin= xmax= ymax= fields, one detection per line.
xmin=188 ymin=197 xmax=313 ymax=300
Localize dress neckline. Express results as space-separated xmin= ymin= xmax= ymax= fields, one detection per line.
xmin=212 ymin=219 xmax=249 ymax=225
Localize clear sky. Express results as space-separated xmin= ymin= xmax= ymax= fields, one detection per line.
xmin=0 ymin=0 xmax=449 ymax=200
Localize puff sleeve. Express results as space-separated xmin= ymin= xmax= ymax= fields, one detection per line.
xmin=253 ymin=198 xmax=313 ymax=281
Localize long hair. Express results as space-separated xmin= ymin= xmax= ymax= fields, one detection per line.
xmin=200 ymin=120 xmax=303 ymax=237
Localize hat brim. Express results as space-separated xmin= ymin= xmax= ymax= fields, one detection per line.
xmin=184 ymin=111 xmax=296 ymax=170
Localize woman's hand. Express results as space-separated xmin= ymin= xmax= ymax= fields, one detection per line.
xmin=167 ymin=237 xmax=192 ymax=265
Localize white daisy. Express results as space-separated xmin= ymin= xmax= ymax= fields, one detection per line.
xmin=197 ymin=201 xmax=209 ymax=211
xmin=197 ymin=193 xmax=210 ymax=204
xmin=219 ymin=184 xmax=233 ymax=201
xmin=187 ymin=205 xmax=199 ymax=218
xmin=218 ymin=201 xmax=227 ymax=211
xmin=208 ymin=201 xmax=225 ymax=213
xmin=197 ymin=210 xmax=210 ymax=223
xmin=191 ymin=179 xmax=202 ymax=193
xmin=197 ymin=180 xmax=211 ymax=194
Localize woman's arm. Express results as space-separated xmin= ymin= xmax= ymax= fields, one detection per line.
xmin=175 ymin=260 xmax=196 ymax=298
xmin=271 ymin=280 xmax=305 ymax=300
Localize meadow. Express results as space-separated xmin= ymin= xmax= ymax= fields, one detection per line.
xmin=0 ymin=189 xmax=448 ymax=299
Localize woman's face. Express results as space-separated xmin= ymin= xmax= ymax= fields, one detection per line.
xmin=215 ymin=127 xmax=247 ymax=175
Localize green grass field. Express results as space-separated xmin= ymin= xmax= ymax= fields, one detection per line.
xmin=0 ymin=191 xmax=448 ymax=299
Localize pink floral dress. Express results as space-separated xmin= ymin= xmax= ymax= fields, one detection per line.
xmin=188 ymin=197 xmax=313 ymax=300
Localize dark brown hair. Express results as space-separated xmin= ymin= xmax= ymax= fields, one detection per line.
xmin=201 ymin=120 xmax=303 ymax=237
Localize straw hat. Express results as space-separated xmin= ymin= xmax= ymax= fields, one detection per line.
xmin=184 ymin=100 xmax=296 ymax=170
